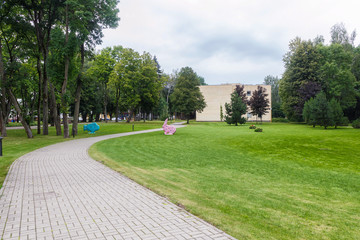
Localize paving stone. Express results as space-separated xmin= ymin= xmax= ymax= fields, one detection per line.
xmin=0 ymin=126 xmax=236 ymax=239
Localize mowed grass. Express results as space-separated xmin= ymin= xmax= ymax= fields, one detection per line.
xmin=0 ymin=121 xmax=163 ymax=188
xmin=90 ymin=122 xmax=360 ymax=240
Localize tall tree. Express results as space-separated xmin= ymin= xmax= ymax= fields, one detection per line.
xmin=18 ymin=0 xmax=63 ymax=135
xmin=248 ymin=86 xmax=270 ymax=123
xmin=280 ymin=38 xmax=322 ymax=121
xmin=170 ymin=67 xmax=206 ymax=124
xmin=88 ymin=48 xmax=116 ymax=123
xmin=69 ymin=0 xmax=119 ymax=135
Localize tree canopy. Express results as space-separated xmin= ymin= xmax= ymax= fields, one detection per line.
xmin=170 ymin=67 xmax=206 ymax=124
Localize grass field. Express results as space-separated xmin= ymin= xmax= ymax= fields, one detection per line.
xmin=0 ymin=121 xmax=163 ymax=188
xmin=90 ymin=122 xmax=360 ymax=240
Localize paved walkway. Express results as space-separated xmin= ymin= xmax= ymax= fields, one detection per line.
xmin=0 ymin=125 xmax=236 ymax=240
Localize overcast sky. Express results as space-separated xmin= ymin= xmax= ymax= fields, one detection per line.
xmin=99 ymin=0 xmax=360 ymax=85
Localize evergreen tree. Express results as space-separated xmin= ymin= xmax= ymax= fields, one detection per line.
xmin=329 ymin=98 xmax=343 ymax=128
xmin=248 ymin=86 xmax=270 ymax=123
xmin=224 ymin=89 xmax=247 ymax=126
xmin=303 ymin=98 xmax=316 ymax=127
xmin=309 ymin=92 xmax=334 ymax=129
xmin=170 ymin=67 xmax=206 ymax=124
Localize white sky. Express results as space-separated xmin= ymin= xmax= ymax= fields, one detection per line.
xmin=99 ymin=0 xmax=360 ymax=85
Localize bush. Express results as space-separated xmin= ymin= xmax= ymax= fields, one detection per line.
xmin=272 ymin=118 xmax=289 ymax=123
xmin=254 ymin=128 xmax=263 ymax=132
xmin=352 ymin=119 xmax=360 ymax=128
xmin=339 ymin=116 xmax=349 ymax=126
xmin=249 ymin=125 xmax=256 ymax=129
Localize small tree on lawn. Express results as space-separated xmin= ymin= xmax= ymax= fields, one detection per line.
xmin=311 ymin=92 xmax=334 ymax=129
xmin=224 ymin=89 xmax=247 ymax=126
xmin=303 ymin=98 xmax=316 ymax=127
xmin=329 ymin=98 xmax=343 ymax=128
xmin=220 ymin=105 xmax=224 ymax=122
xmin=248 ymin=86 xmax=270 ymax=123
xmin=170 ymin=67 xmax=206 ymax=124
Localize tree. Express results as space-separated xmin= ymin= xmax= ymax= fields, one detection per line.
xmin=88 ymin=48 xmax=116 ymax=123
xmin=303 ymin=98 xmax=316 ymax=127
xmin=248 ymin=86 xmax=270 ymax=123
xmin=330 ymin=23 xmax=356 ymax=48
xmin=198 ymin=76 xmax=207 ymax=85
xmin=224 ymin=89 xmax=247 ymax=126
xmin=304 ymin=92 xmax=334 ymax=129
xmin=318 ymin=43 xmax=357 ymax=110
xmin=280 ymin=38 xmax=322 ymax=121
xmin=329 ymin=98 xmax=343 ymax=128
xmin=220 ymin=105 xmax=224 ymax=122
xmin=170 ymin=67 xmax=206 ymax=124
xmin=263 ymin=75 xmax=284 ymax=118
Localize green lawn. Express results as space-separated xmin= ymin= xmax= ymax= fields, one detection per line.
xmin=0 ymin=121 xmax=163 ymax=188
xmin=90 ymin=122 xmax=360 ymax=240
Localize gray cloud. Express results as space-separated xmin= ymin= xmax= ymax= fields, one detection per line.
xmin=99 ymin=0 xmax=360 ymax=85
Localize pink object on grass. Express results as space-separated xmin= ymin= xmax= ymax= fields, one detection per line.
xmin=162 ymin=118 xmax=176 ymax=135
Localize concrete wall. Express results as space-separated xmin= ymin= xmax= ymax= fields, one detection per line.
xmin=196 ymin=84 xmax=272 ymax=122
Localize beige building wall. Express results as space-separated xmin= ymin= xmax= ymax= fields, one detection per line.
xmin=197 ymin=84 xmax=272 ymax=122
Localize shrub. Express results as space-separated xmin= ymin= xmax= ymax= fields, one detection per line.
xmin=254 ymin=128 xmax=263 ymax=132
xmin=339 ymin=116 xmax=349 ymax=126
xmin=352 ymin=119 xmax=360 ymax=128
xmin=249 ymin=125 xmax=256 ymax=129
xmin=272 ymin=118 xmax=289 ymax=123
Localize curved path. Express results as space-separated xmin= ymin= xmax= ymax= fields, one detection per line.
xmin=0 ymin=125 xmax=236 ymax=240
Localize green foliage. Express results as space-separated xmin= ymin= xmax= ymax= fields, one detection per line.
xmin=340 ymin=116 xmax=349 ymax=126
xmin=224 ymin=89 xmax=247 ymax=126
xmin=249 ymin=125 xmax=256 ymax=129
xmin=303 ymin=92 xmax=344 ymax=129
xmin=109 ymin=47 xmax=163 ymax=117
xmin=352 ymin=118 xmax=360 ymax=128
xmin=318 ymin=44 xmax=357 ymax=110
xmin=254 ymin=127 xmax=263 ymax=132
xmin=329 ymin=98 xmax=344 ymax=128
xmin=220 ymin=105 xmax=224 ymax=122
xmin=280 ymin=38 xmax=322 ymax=121
xmin=272 ymin=118 xmax=289 ymax=123
xmin=170 ymin=67 xmax=206 ymax=123
xmin=263 ymin=75 xmax=284 ymax=118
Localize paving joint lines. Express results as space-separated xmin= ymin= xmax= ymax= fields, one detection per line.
xmin=0 ymin=124 xmax=236 ymax=239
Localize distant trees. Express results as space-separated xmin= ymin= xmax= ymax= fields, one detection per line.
xmin=263 ymin=75 xmax=284 ymax=118
xmin=280 ymin=23 xmax=360 ymax=123
xmin=248 ymin=86 xmax=270 ymax=123
xmin=224 ymin=86 xmax=247 ymax=126
xmin=170 ymin=67 xmax=206 ymax=124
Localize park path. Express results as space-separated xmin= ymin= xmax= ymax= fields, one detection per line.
xmin=0 ymin=124 xmax=236 ymax=240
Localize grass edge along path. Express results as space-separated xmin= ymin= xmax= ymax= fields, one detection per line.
xmin=0 ymin=121 xmax=164 ymax=188
xmin=89 ymin=122 xmax=360 ymax=240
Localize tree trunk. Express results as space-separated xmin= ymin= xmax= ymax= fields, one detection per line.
xmin=36 ymin=57 xmax=42 ymax=134
xmin=62 ymin=4 xmax=70 ymax=138
xmin=50 ymin=83 xmax=62 ymax=135
xmin=0 ymin=39 xmax=7 ymax=137
xmin=42 ymin=57 xmax=49 ymax=135
xmin=8 ymin=89 xmax=33 ymax=138
xmin=72 ymin=44 xmax=84 ymax=136
xmin=115 ymin=89 xmax=120 ymax=123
